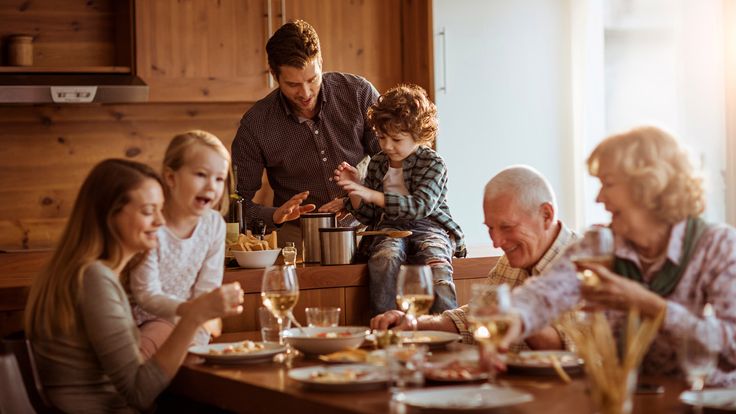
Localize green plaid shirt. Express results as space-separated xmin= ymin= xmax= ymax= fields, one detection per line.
xmin=346 ymin=145 xmax=466 ymax=257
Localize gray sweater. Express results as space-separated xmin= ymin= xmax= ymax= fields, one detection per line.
xmin=33 ymin=261 xmax=169 ymax=413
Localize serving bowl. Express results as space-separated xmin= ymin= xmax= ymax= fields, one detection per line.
xmin=282 ymin=326 xmax=369 ymax=355
xmin=232 ymin=249 xmax=281 ymax=268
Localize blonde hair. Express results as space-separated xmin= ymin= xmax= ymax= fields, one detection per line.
xmin=587 ymin=126 xmax=705 ymax=224
xmin=367 ymin=84 xmax=438 ymax=146
xmin=163 ymin=130 xmax=231 ymax=214
xmin=25 ymin=159 xmax=163 ymax=339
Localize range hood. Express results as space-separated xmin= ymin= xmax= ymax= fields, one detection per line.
xmin=0 ymin=73 xmax=148 ymax=103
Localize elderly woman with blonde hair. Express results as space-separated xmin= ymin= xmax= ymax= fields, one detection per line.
xmin=499 ymin=126 xmax=736 ymax=385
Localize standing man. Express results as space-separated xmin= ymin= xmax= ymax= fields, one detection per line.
xmin=371 ymin=166 xmax=578 ymax=351
xmin=231 ymin=20 xmax=380 ymax=245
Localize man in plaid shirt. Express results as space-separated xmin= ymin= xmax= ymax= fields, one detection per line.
xmin=370 ymin=166 xmax=578 ymax=351
xmin=335 ymin=84 xmax=465 ymax=316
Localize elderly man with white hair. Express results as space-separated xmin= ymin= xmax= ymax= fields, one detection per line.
xmin=371 ymin=165 xmax=577 ymax=350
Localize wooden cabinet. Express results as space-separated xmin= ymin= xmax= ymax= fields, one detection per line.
xmin=135 ymin=0 xmax=408 ymax=102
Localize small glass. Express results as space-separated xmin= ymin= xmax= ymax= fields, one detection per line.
xmin=282 ymin=242 xmax=297 ymax=266
xmin=678 ymin=304 xmax=721 ymax=409
xmin=386 ymin=345 xmax=427 ymax=393
xmin=258 ymin=307 xmax=292 ymax=343
xmin=305 ymin=307 xmax=341 ymax=327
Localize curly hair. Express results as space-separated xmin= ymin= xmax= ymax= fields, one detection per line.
xmin=266 ymin=20 xmax=321 ymax=78
xmin=367 ymin=84 xmax=438 ymax=145
xmin=587 ymin=126 xmax=705 ymax=224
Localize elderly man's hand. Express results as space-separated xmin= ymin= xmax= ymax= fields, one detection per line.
xmin=272 ymin=191 xmax=316 ymax=225
xmin=579 ymin=263 xmax=666 ymax=318
xmin=370 ymin=310 xmax=413 ymax=331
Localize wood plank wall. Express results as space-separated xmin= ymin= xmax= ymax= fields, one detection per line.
xmin=0 ymin=103 xmax=252 ymax=250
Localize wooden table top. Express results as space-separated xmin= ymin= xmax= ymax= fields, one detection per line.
xmin=168 ymin=346 xmax=691 ymax=414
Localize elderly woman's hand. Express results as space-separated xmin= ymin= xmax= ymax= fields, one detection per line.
xmin=579 ymin=263 xmax=666 ymax=318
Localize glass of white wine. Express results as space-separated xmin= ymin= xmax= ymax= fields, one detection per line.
xmin=467 ymin=283 xmax=513 ymax=384
xmin=571 ymin=226 xmax=614 ymax=287
xmin=395 ymin=264 xmax=434 ymax=333
xmin=679 ymin=304 xmax=721 ymax=409
xmin=260 ymin=265 xmax=299 ymax=346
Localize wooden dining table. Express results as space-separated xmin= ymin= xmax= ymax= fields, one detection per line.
xmin=167 ymin=338 xmax=694 ymax=414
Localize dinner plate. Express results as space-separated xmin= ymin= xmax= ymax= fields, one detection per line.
xmin=504 ymin=350 xmax=584 ymax=376
xmin=188 ymin=341 xmax=286 ymax=365
xmin=680 ymin=389 xmax=736 ymax=411
xmin=397 ymin=331 xmax=462 ymax=349
xmin=288 ymin=364 xmax=388 ymax=392
xmin=399 ymin=384 xmax=533 ymax=410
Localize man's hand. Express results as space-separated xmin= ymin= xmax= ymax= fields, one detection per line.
xmin=317 ymin=197 xmax=349 ymax=220
xmin=579 ymin=263 xmax=666 ymax=318
xmin=370 ymin=310 xmax=411 ymax=330
xmin=272 ymin=191 xmax=317 ymax=225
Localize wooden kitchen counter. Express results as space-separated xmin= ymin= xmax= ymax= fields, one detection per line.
xmin=0 ymin=251 xmax=497 ymax=336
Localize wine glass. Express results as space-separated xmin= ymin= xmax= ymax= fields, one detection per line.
xmin=679 ymin=304 xmax=721 ymax=409
xmin=395 ymin=264 xmax=434 ymax=333
xmin=467 ymin=283 xmax=513 ymax=384
xmin=260 ymin=265 xmax=299 ymax=346
xmin=571 ymin=226 xmax=615 ymax=285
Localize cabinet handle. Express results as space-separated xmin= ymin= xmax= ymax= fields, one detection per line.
xmin=438 ymin=27 xmax=447 ymax=94
xmin=280 ymin=0 xmax=286 ymax=26
xmin=267 ymin=0 xmax=274 ymax=88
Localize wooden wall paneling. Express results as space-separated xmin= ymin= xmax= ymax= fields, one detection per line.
xmin=135 ymin=0 xmax=274 ymax=102
xmin=454 ymin=277 xmax=488 ymax=308
xmin=344 ymin=286 xmax=371 ymax=327
xmin=283 ymin=0 xmax=403 ymax=93
xmin=0 ymin=102 xmax=251 ymax=250
xmin=400 ymin=0 xmax=434 ymax=101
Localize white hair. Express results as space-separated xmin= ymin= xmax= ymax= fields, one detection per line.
xmin=484 ymin=165 xmax=557 ymax=216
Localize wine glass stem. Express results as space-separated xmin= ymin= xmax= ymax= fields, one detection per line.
xmin=482 ymin=343 xmax=497 ymax=385
xmin=277 ymin=317 xmax=284 ymax=346
xmin=411 ymin=314 xmax=418 ymax=332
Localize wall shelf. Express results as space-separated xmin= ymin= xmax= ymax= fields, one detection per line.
xmin=0 ymin=66 xmax=131 ymax=74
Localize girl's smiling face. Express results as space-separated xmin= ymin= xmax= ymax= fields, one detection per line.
xmin=165 ymin=145 xmax=229 ymax=217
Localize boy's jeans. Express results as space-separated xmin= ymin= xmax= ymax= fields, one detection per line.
xmin=367 ymin=219 xmax=458 ymax=316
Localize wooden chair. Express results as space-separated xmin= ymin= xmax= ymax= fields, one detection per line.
xmin=1 ymin=331 xmax=62 ymax=413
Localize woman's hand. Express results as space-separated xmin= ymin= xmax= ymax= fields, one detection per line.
xmin=273 ymin=191 xmax=316 ymax=225
xmin=185 ymin=282 xmax=244 ymax=325
xmin=579 ymin=263 xmax=666 ymax=318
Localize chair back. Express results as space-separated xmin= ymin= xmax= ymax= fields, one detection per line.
xmin=1 ymin=331 xmax=62 ymax=413
xmin=0 ymin=352 xmax=36 ymax=413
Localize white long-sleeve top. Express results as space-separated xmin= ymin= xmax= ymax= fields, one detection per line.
xmin=130 ymin=209 xmax=226 ymax=330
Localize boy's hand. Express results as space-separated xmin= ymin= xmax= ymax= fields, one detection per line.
xmin=334 ymin=162 xmax=360 ymax=184
xmin=337 ymin=180 xmax=384 ymax=207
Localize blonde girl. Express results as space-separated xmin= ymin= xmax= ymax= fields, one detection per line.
xmin=130 ymin=130 xmax=231 ymax=357
xmin=25 ymin=159 xmax=243 ymax=412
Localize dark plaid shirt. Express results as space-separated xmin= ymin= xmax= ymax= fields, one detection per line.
xmin=346 ymin=145 xmax=466 ymax=256
xmin=232 ymin=72 xmax=380 ymax=227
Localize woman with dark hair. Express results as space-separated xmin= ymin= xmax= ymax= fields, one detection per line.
xmin=25 ymin=159 xmax=244 ymax=413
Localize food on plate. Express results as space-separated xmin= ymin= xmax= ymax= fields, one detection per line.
xmin=425 ymin=360 xmax=485 ymax=381
xmin=506 ymin=352 xmax=580 ymax=366
xmin=403 ymin=335 xmax=433 ymax=343
xmin=308 ymin=368 xmax=372 ymax=383
xmin=227 ymin=231 xmax=277 ymax=253
xmin=207 ymin=341 xmax=265 ymax=355
xmin=318 ymin=349 xmax=368 ymax=363
xmin=314 ymin=331 xmax=354 ymax=339
xmin=373 ymin=329 xmax=401 ymax=348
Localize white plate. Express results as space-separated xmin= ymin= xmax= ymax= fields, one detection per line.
xmin=188 ymin=341 xmax=286 ymax=365
xmin=288 ymin=364 xmax=388 ymax=392
xmin=400 ymin=385 xmax=533 ymax=410
xmin=505 ymin=351 xmax=583 ymax=368
xmin=283 ymin=326 xmax=369 ymax=355
xmin=397 ymin=330 xmax=461 ymax=348
xmin=680 ymin=389 xmax=736 ymax=411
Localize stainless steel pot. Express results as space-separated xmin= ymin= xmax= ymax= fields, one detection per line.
xmin=300 ymin=212 xmax=336 ymax=263
xmin=319 ymin=227 xmax=357 ymax=265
